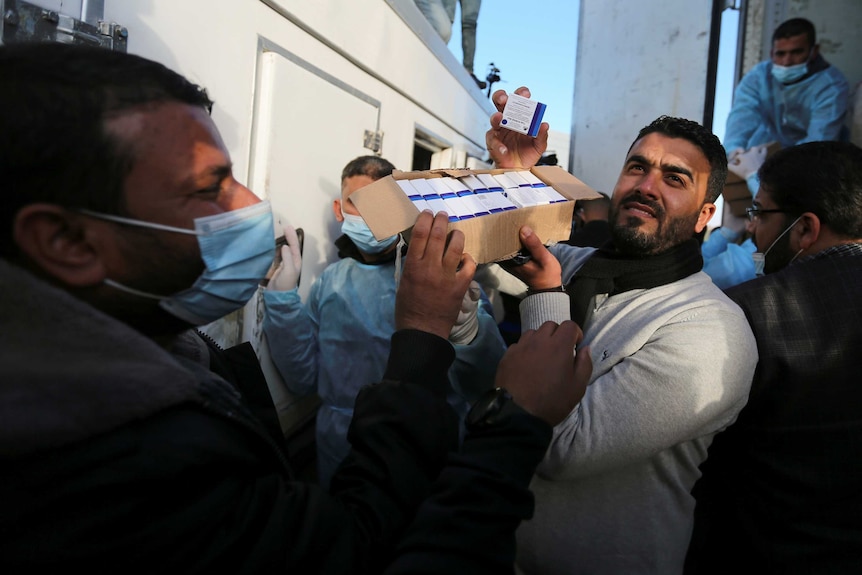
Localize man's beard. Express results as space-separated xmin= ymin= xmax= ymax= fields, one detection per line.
xmin=762 ymin=226 xmax=798 ymax=274
xmin=610 ymin=193 xmax=701 ymax=256
xmin=106 ymin=226 xmax=205 ymax=335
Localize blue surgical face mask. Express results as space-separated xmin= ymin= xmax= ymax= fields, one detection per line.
xmin=80 ymin=201 xmax=275 ymax=325
xmin=752 ymin=215 xmax=802 ymax=277
xmin=341 ymin=212 xmax=398 ymax=254
xmin=771 ymin=61 xmax=808 ymax=84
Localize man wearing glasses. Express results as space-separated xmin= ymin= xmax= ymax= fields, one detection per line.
xmin=687 ymin=141 xmax=862 ymax=573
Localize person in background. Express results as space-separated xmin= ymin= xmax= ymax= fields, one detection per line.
xmin=487 ymin=88 xmax=758 ymax=574
xmin=700 ymin=225 xmax=757 ymax=289
xmin=413 ymin=0 xmax=486 ymax=90
xmin=262 ymin=155 xmax=506 ymax=488
xmin=686 ymin=141 xmax=862 ymax=574
xmin=724 ymin=17 xmax=849 ymax=195
xmin=565 ymin=192 xmax=612 ymax=248
xmin=0 ymin=42 xmax=591 ymax=574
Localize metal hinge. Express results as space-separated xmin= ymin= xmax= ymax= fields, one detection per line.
xmin=363 ymin=129 xmax=384 ymax=154
xmin=2 ymin=0 xmax=127 ymax=52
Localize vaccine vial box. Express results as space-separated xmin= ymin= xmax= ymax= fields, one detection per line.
xmin=500 ymin=93 xmax=546 ymax=137
xmin=350 ymin=166 xmax=600 ymax=263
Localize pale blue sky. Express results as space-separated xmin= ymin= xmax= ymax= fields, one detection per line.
xmin=450 ymin=0 xmax=580 ymax=133
xmin=450 ymin=1 xmax=740 ymax=140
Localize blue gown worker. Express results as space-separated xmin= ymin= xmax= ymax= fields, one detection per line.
xmin=724 ymin=17 xmax=849 ymax=195
xmin=262 ymin=155 xmax=507 ymax=488
xmin=700 ymin=226 xmax=757 ymax=290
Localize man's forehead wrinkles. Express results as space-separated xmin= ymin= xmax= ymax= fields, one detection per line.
xmin=626 ymin=153 xmax=694 ymax=181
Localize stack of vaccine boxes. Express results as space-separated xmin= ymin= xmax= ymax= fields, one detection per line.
xmin=350 ymin=165 xmax=599 ymax=263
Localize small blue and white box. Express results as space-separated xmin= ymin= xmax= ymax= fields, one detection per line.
xmin=500 ymin=92 xmax=546 ymax=137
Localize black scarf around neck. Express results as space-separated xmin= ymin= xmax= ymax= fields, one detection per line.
xmin=565 ymin=239 xmax=703 ymax=326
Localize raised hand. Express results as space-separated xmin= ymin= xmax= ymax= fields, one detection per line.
xmin=486 ymin=86 xmax=550 ymax=169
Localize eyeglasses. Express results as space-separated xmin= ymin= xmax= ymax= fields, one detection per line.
xmin=745 ymin=206 xmax=793 ymax=222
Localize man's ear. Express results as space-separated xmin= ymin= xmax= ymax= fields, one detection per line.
xmin=332 ymin=199 xmax=344 ymax=223
xmin=794 ymin=212 xmax=821 ymax=252
xmin=694 ymin=202 xmax=718 ymax=234
xmin=810 ymin=43 xmax=820 ymax=60
xmin=13 ymin=204 xmax=107 ymax=287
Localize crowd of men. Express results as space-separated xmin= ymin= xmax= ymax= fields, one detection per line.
xmin=1 ymin=14 xmax=859 ymax=575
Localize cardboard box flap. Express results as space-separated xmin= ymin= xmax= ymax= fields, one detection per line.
xmin=531 ymin=165 xmax=600 ymax=201
xmin=351 ymin=176 xmax=419 ymax=240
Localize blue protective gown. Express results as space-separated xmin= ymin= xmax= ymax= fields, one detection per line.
xmin=701 ymin=229 xmax=757 ymax=290
xmin=724 ymin=56 xmax=849 ymax=154
xmin=262 ymin=239 xmax=506 ymax=488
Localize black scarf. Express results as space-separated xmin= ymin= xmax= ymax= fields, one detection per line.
xmin=565 ymin=239 xmax=703 ymax=326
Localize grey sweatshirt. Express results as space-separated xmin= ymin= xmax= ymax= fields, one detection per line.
xmin=515 ymin=244 xmax=757 ymax=575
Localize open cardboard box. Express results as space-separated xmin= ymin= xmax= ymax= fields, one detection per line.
xmin=722 ymin=141 xmax=781 ymax=217
xmin=350 ymin=165 xmax=601 ymax=263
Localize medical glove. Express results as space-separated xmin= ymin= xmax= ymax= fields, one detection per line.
xmin=449 ymin=281 xmax=481 ymax=345
xmin=267 ymin=225 xmax=303 ymax=292
xmin=726 ymin=147 xmax=744 ymax=163
xmin=728 ymin=144 xmax=768 ymax=180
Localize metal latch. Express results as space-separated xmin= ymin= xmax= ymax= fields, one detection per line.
xmin=2 ymin=0 xmax=127 ymax=52
xmin=363 ymin=129 xmax=384 ymax=154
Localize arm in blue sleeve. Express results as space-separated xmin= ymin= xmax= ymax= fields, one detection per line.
xmin=261 ymin=285 xmax=321 ymax=396
xmin=797 ymin=71 xmax=850 ymax=144
xmin=724 ymin=70 xmax=767 ymax=153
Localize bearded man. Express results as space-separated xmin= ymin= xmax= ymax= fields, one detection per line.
xmin=486 ymin=101 xmax=758 ymax=575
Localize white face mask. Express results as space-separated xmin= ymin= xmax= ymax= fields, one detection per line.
xmin=752 ymin=215 xmax=802 ymax=276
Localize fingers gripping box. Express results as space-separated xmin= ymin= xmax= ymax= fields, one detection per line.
xmin=350 ymin=165 xmax=601 ymax=264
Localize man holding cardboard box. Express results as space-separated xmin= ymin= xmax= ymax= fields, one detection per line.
xmin=0 ymin=43 xmax=592 ymax=573
xmin=487 ymin=89 xmax=757 ymax=574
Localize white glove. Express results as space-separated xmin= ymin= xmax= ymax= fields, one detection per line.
xmin=267 ymin=225 xmax=302 ymax=292
xmin=726 ymin=147 xmax=744 ymax=163
xmin=449 ymin=281 xmax=481 ymax=345
xmin=728 ymin=144 xmax=768 ymax=180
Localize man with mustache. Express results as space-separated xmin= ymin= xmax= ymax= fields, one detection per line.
xmin=0 ymin=45 xmax=590 ymax=573
xmin=686 ymin=141 xmax=862 ymax=573
xmin=486 ymin=89 xmax=758 ymax=574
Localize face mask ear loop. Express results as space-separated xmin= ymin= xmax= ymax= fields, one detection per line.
xmin=788 ymin=248 xmax=804 ymax=266
xmin=103 ymin=278 xmax=165 ymax=300
xmin=394 ymin=234 xmax=407 ymax=290
xmin=77 ymin=209 xmax=202 ymax=235
xmin=763 ymin=215 xmax=803 ymax=259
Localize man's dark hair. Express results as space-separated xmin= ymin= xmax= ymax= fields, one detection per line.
xmin=341 ymin=155 xmax=396 ymax=183
xmin=773 ymin=17 xmax=816 ymax=47
xmin=759 ymin=141 xmax=862 ymax=238
xmin=630 ymin=116 xmax=728 ymax=203
xmin=0 ymin=42 xmax=213 ymax=258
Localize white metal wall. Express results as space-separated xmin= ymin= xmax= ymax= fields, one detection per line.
xmin=569 ymin=0 xmax=714 ymax=194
